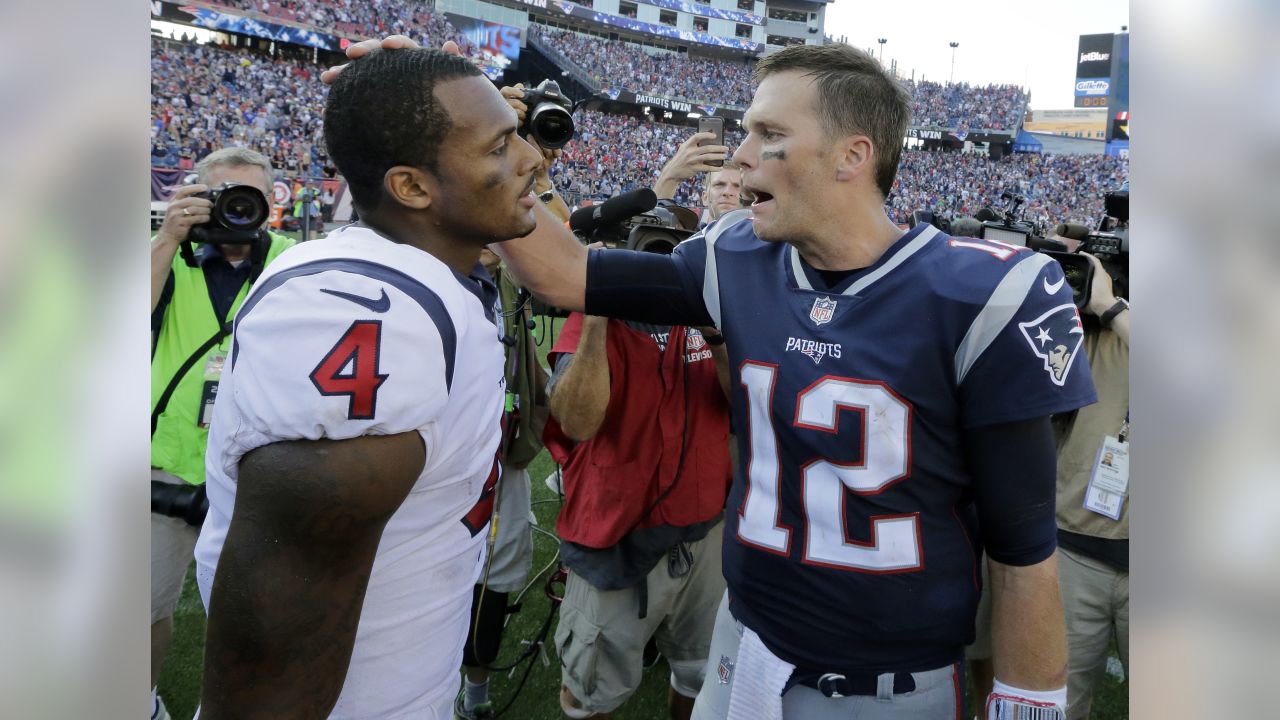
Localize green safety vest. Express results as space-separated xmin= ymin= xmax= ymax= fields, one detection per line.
xmin=150 ymin=233 xmax=295 ymax=485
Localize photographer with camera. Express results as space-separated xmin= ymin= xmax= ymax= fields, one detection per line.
xmin=1053 ymin=249 xmax=1128 ymax=719
xmin=543 ymin=163 xmax=731 ymax=717
xmin=148 ymin=147 xmax=293 ymax=720
xmin=544 ymin=302 xmax=732 ymax=720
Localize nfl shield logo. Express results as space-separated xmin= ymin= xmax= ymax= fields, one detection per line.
xmin=809 ymin=296 xmax=837 ymax=325
xmin=717 ymin=655 xmax=734 ymax=684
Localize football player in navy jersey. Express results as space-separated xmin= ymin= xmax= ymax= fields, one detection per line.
xmin=329 ymin=37 xmax=1096 ymax=720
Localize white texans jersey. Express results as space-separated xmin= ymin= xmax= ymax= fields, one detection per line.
xmin=194 ymin=224 xmax=505 ymax=719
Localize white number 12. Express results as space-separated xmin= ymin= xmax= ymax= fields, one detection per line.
xmin=738 ymin=362 xmax=922 ymax=573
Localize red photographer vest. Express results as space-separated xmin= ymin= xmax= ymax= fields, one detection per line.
xmin=544 ymin=316 xmax=732 ymax=549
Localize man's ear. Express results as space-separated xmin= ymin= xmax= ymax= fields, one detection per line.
xmin=382 ymin=165 xmax=435 ymax=210
xmin=834 ymin=135 xmax=874 ymax=184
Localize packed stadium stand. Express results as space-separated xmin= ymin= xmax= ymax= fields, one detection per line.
xmin=906 ymin=80 xmax=1030 ymax=131
xmin=529 ymin=25 xmax=756 ymax=108
xmin=150 ymin=1 xmax=1124 ymax=230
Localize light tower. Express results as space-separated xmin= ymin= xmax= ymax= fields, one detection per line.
xmin=949 ymin=42 xmax=959 ymax=83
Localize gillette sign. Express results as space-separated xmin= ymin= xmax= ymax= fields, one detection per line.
xmin=1074 ymin=33 xmax=1116 ymax=107
xmin=1075 ymin=78 xmax=1110 ymax=96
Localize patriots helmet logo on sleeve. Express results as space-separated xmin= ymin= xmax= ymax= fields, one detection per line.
xmin=1018 ymin=304 xmax=1086 ymax=386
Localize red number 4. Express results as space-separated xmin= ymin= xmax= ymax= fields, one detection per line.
xmin=310 ymin=321 xmax=388 ymax=420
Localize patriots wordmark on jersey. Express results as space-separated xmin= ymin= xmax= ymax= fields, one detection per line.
xmin=668 ymin=212 xmax=1096 ymax=673
xmin=194 ymin=225 xmax=508 ymax=718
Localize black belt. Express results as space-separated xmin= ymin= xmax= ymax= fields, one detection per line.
xmin=785 ymin=669 xmax=917 ymax=698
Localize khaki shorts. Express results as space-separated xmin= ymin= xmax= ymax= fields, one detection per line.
xmin=556 ymin=520 xmax=726 ymax=714
xmin=1060 ymin=546 xmax=1129 ymax=720
xmin=151 ymin=469 xmax=199 ymax=624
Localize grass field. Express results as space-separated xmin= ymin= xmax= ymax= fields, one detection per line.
xmin=157 ymin=314 xmax=1129 ymax=719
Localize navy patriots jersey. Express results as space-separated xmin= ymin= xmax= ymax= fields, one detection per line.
xmin=629 ymin=211 xmax=1097 ymax=673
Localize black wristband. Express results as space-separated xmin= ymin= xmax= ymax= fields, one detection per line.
xmin=1099 ymin=298 xmax=1129 ymax=328
xmin=703 ymin=331 xmax=725 ymax=346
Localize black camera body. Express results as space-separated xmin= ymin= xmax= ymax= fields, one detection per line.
xmin=187 ymin=181 xmax=271 ymax=245
xmin=586 ymin=206 xmax=696 ymax=255
xmin=521 ymin=79 xmax=575 ymax=149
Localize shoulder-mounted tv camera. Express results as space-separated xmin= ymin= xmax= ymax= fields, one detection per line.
xmin=918 ymin=187 xmax=1129 ymax=311
xmin=532 ymin=189 xmax=698 ymax=316
xmin=1040 ymin=187 xmax=1129 ymax=309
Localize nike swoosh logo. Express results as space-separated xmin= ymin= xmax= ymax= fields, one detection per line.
xmin=320 ymin=287 xmax=390 ymax=313
xmin=1044 ymin=276 xmax=1065 ymax=295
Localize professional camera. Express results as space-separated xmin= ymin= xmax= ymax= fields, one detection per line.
xmin=1043 ymin=185 xmax=1130 ymax=309
xmin=151 ymin=480 xmax=209 ymax=527
xmin=973 ymin=191 xmax=1042 ymax=246
xmin=187 ymin=182 xmax=271 ymax=245
xmin=532 ymin=190 xmax=697 ymax=316
xmin=521 ymin=79 xmax=575 ymax=149
xmin=569 ymin=189 xmax=697 ymax=254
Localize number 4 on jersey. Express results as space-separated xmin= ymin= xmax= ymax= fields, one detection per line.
xmin=310 ymin=320 xmax=388 ymax=420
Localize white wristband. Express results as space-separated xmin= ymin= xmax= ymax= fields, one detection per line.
xmin=987 ymin=679 xmax=1066 ymax=719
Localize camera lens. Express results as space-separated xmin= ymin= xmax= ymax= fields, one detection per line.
xmin=215 ymin=185 xmax=268 ymax=229
xmin=530 ymin=104 xmax=575 ymax=149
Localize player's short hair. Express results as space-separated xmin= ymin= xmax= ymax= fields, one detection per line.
xmin=324 ymin=48 xmax=483 ymax=213
xmin=195 ymin=147 xmax=273 ymax=186
xmin=753 ymin=44 xmax=911 ymax=199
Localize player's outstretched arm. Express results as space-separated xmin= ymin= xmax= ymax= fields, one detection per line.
xmin=491 ymin=202 xmax=589 ymax=313
xmin=200 ymin=432 xmax=425 ymax=720
xmin=988 ymin=554 xmax=1069 ymax=692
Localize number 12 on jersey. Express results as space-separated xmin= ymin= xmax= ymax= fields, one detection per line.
xmin=738 ymin=362 xmax=922 ymax=573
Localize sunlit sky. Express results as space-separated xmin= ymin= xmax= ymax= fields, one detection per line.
xmin=824 ymin=0 xmax=1129 ymax=110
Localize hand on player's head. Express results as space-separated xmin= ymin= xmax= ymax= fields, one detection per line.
xmin=321 ymin=37 xmax=459 ymax=85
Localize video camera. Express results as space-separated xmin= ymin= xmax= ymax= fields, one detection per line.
xmin=568 ymin=188 xmax=697 ymax=254
xmin=1041 ymin=185 xmax=1129 ymax=308
xmin=521 ymin=79 xmax=575 ymax=149
xmin=914 ymin=185 xmax=1128 ymax=311
xmin=532 ymin=189 xmax=697 ymax=316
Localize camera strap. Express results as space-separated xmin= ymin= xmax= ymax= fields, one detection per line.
xmin=151 ymin=322 xmax=231 ymax=438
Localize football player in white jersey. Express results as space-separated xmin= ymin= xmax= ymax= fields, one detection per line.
xmin=194 ymin=44 xmax=546 ymax=719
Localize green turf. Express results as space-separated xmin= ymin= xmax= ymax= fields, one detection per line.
xmin=156 ymin=315 xmax=1129 ymax=718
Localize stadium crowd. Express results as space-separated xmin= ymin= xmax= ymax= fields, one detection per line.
xmin=551 ymin=109 xmax=743 ymax=206
xmin=206 ymin=0 xmax=487 ymax=62
xmin=150 ymin=37 xmax=332 ymax=176
xmin=888 ymin=148 xmax=1128 ymax=227
xmin=907 ymin=79 xmax=1030 ymax=130
xmin=150 ymin=37 xmax=1119 ymax=226
xmin=530 ymin=25 xmax=756 ymax=108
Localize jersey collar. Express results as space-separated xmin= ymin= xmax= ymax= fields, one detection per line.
xmin=789 ymin=223 xmax=940 ymax=296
